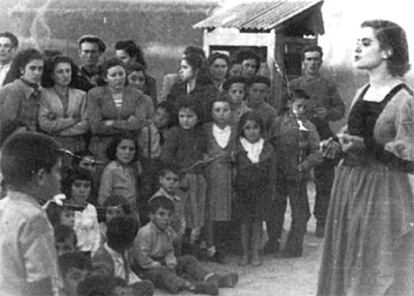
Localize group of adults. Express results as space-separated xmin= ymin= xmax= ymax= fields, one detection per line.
xmin=0 ymin=17 xmax=414 ymax=296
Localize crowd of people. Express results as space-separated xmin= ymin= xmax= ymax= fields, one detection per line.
xmin=0 ymin=18 xmax=414 ymax=296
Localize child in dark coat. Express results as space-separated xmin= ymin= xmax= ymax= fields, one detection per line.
xmin=268 ymin=89 xmax=323 ymax=257
xmin=233 ymin=111 xmax=276 ymax=267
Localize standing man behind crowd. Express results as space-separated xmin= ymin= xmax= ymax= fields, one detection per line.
xmin=235 ymin=48 xmax=261 ymax=80
xmin=75 ymin=34 xmax=106 ymax=92
xmin=0 ymin=31 xmax=18 ymax=86
xmin=288 ymin=45 xmax=345 ymax=237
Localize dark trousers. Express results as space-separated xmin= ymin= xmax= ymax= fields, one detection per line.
xmin=141 ymin=255 xmax=209 ymax=294
xmin=266 ymin=178 xmax=310 ymax=254
xmin=313 ymin=161 xmax=335 ymax=226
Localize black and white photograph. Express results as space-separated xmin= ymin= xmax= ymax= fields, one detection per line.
xmin=0 ymin=0 xmax=414 ymax=295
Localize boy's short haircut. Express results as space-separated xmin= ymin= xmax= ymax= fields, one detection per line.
xmin=0 ymin=31 xmax=19 ymax=48
xmin=248 ymin=75 xmax=271 ymax=87
xmin=1 ymin=132 xmax=61 ymax=189
xmin=59 ymin=251 xmax=92 ymax=276
xmin=77 ymin=275 xmax=118 ymax=296
xmin=301 ymin=45 xmax=323 ymax=60
xmin=177 ymin=98 xmax=203 ymax=121
xmin=290 ymin=88 xmax=311 ymax=101
xmin=103 ymin=195 xmax=131 ymax=215
xmin=148 ymin=195 xmax=175 ymax=215
xmin=158 ymin=165 xmax=181 ymax=179
xmin=208 ymin=93 xmax=231 ymax=114
xmin=106 ymin=215 xmax=139 ymax=250
xmin=223 ymin=76 xmax=246 ymax=92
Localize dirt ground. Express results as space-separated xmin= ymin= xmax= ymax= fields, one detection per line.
xmin=155 ymin=183 xmax=323 ymax=296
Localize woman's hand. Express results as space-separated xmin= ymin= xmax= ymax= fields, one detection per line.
xmin=320 ymin=137 xmax=342 ymax=159
xmin=338 ymin=134 xmax=365 ymax=152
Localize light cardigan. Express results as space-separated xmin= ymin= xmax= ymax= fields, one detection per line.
xmin=87 ymin=85 xmax=148 ymax=136
xmin=38 ymin=87 xmax=89 ymax=136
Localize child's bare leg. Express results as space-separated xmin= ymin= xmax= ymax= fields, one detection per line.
xmin=239 ymin=221 xmax=249 ymax=266
xmin=251 ymin=219 xmax=263 ymax=266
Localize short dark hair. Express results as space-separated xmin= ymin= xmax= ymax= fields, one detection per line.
xmin=125 ymin=62 xmax=145 ymax=74
xmin=177 ymin=99 xmax=203 ymax=123
xmin=248 ymin=75 xmax=270 ymax=87
xmin=78 ymin=34 xmax=106 ymax=53
xmin=1 ymin=132 xmax=60 ymax=189
xmin=115 ymin=40 xmax=147 ymax=69
xmin=183 ymin=46 xmax=206 ymax=59
xmin=106 ymin=215 xmax=138 ymax=250
xmin=290 ymin=88 xmax=311 ymax=101
xmin=361 ymin=19 xmax=410 ymax=76
xmin=103 ymin=195 xmax=131 ymax=215
xmin=100 ymin=57 xmax=125 ymax=79
xmin=155 ymin=101 xmax=178 ymax=127
xmin=158 ymin=165 xmax=181 ymax=179
xmin=59 ymin=251 xmax=92 ymax=276
xmin=183 ymin=53 xmax=205 ymax=72
xmin=301 ymin=45 xmax=323 ymax=61
xmin=148 ymin=195 xmax=175 ymax=214
xmin=223 ymin=76 xmax=246 ymax=92
xmin=62 ymin=168 xmax=93 ymax=199
xmin=235 ymin=49 xmax=261 ymax=69
xmin=0 ymin=31 xmax=18 ymax=48
xmin=8 ymin=48 xmax=43 ymax=81
xmin=207 ymin=52 xmax=230 ymax=67
xmin=209 ymin=93 xmax=230 ymax=116
xmin=237 ymin=111 xmax=265 ymax=138
xmin=105 ymin=134 xmax=139 ymax=161
xmin=72 ymin=150 xmax=95 ymax=168
xmin=42 ymin=55 xmax=80 ymax=88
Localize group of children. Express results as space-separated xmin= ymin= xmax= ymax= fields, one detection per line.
xmin=0 ymin=67 xmax=324 ymax=296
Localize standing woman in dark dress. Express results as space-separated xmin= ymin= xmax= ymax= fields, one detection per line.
xmin=318 ymin=20 xmax=414 ymax=296
xmin=167 ymin=53 xmax=219 ymax=124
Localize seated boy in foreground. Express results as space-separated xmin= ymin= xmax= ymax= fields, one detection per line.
xmin=134 ymin=196 xmax=239 ymax=295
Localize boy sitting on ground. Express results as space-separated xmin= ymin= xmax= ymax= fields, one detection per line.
xmin=149 ymin=166 xmax=185 ymax=255
xmin=92 ymin=215 xmax=154 ymax=296
xmin=134 ymin=196 xmax=239 ymax=295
